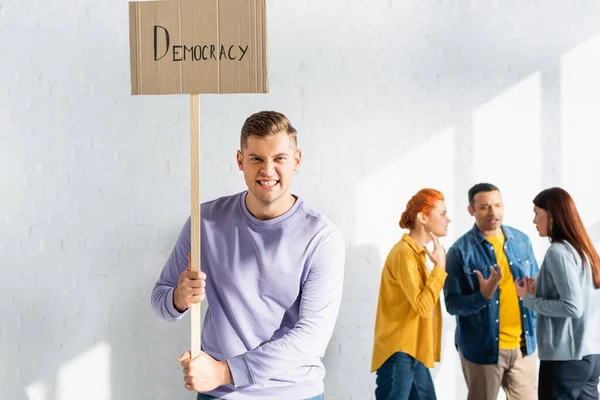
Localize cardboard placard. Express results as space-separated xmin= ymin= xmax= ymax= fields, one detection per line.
xmin=129 ymin=0 xmax=268 ymax=95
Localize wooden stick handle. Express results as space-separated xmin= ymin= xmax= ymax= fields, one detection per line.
xmin=190 ymin=94 xmax=201 ymax=358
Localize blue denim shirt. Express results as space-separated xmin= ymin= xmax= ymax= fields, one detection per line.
xmin=443 ymin=224 xmax=538 ymax=364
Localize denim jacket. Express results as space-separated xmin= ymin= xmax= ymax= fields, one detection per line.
xmin=443 ymin=224 xmax=538 ymax=364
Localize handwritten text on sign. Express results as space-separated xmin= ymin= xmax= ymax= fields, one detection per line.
xmin=153 ymin=26 xmax=248 ymax=62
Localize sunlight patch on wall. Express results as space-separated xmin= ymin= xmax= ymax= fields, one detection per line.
xmin=433 ymin=332 xmax=461 ymax=398
xmin=25 ymin=381 xmax=50 ymax=400
xmin=472 ymin=72 xmax=543 ymax=259
xmin=57 ymin=342 xmax=111 ymax=400
xmin=561 ymin=33 xmax=600 ymax=247
xmin=353 ymin=127 xmax=456 ymax=265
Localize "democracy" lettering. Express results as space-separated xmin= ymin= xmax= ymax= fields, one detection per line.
xmin=153 ymin=26 xmax=249 ymax=62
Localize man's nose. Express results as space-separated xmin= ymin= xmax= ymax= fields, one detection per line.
xmin=261 ymin=160 xmax=275 ymax=174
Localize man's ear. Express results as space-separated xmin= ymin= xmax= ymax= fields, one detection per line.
xmin=293 ymin=149 xmax=302 ymax=171
xmin=468 ymin=205 xmax=474 ymax=216
xmin=236 ymin=150 xmax=244 ymax=171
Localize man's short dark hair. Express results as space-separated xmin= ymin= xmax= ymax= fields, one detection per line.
xmin=468 ymin=183 xmax=500 ymax=207
xmin=240 ymin=111 xmax=297 ymax=151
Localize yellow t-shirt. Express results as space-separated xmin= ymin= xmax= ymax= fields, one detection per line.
xmin=487 ymin=234 xmax=523 ymax=350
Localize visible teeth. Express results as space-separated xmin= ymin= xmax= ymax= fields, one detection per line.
xmin=260 ymin=181 xmax=277 ymax=187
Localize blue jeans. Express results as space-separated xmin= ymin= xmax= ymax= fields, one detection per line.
xmin=375 ymin=351 xmax=437 ymax=400
xmin=197 ymin=393 xmax=324 ymax=400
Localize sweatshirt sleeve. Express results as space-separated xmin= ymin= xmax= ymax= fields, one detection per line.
xmin=226 ymin=230 xmax=345 ymax=388
xmin=523 ymin=244 xmax=583 ymax=318
xmin=150 ymin=218 xmax=191 ymax=321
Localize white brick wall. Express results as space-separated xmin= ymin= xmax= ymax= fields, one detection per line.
xmin=2 ymin=0 xmax=600 ymax=399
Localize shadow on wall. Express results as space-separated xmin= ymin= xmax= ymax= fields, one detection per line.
xmin=16 ymin=225 xmax=190 ymax=400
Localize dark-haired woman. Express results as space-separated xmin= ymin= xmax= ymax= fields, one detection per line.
xmin=515 ymin=187 xmax=600 ymax=399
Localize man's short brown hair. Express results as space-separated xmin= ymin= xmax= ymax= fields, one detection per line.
xmin=240 ymin=111 xmax=297 ymax=151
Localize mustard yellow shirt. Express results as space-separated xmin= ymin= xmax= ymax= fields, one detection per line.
xmin=488 ymin=234 xmax=523 ymax=350
xmin=371 ymin=234 xmax=448 ymax=371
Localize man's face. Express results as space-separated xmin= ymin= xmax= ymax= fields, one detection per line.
xmin=236 ymin=131 xmax=301 ymax=206
xmin=469 ymin=190 xmax=504 ymax=232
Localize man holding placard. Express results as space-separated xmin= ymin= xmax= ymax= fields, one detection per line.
xmin=151 ymin=111 xmax=346 ymax=399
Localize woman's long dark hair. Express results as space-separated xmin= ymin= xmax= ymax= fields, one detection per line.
xmin=534 ymin=188 xmax=600 ymax=288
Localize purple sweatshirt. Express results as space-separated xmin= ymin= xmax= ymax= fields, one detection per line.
xmin=151 ymin=191 xmax=345 ymax=399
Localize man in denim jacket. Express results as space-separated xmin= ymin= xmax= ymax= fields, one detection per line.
xmin=444 ymin=183 xmax=538 ymax=400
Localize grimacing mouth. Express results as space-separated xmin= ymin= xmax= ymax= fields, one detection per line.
xmin=256 ymin=179 xmax=280 ymax=187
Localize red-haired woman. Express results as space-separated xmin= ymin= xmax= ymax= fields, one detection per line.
xmin=371 ymin=189 xmax=451 ymax=400
xmin=515 ymin=187 xmax=600 ymax=399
